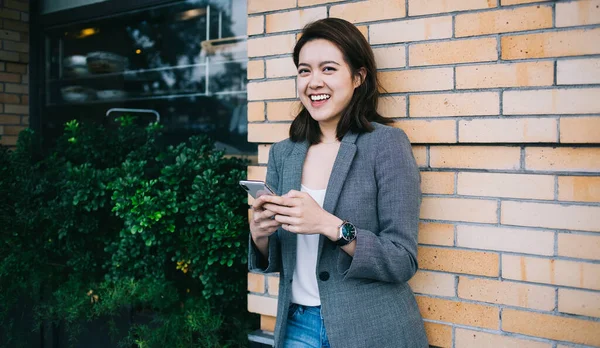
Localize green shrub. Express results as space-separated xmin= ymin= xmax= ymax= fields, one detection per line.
xmin=0 ymin=117 xmax=253 ymax=347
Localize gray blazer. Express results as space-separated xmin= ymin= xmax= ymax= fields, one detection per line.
xmin=249 ymin=123 xmax=428 ymax=348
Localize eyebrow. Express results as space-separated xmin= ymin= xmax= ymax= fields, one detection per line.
xmin=297 ymin=60 xmax=341 ymax=68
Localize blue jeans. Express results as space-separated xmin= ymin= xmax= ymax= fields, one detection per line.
xmin=283 ymin=303 xmax=331 ymax=348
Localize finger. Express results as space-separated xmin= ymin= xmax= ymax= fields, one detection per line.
xmin=274 ymin=214 xmax=298 ymax=225
xmin=283 ymin=189 xmax=304 ymax=198
xmin=263 ymin=203 xmax=295 ymax=216
xmin=282 ymin=223 xmax=299 ymax=233
xmin=259 ymin=219 xmax=281 ymax=230
xmin=261 ymin=194 xmax=297 ymax=207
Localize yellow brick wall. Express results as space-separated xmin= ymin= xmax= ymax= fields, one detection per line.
xmin=0 ymin=0 xmax=29 ymax=147
xmin=246 ymin=0 xmax=600 ymax=346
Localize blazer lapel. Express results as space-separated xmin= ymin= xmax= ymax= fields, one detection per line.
xmin=280 ymin=140 xmax=309 ymax=273
xmin=318 ymin=131 xmax=358 ymax=258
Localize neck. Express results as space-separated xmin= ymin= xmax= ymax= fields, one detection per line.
xmin=319 ymin=120 xmax=338 ymax=144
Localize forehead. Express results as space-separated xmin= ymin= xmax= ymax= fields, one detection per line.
xmin=298 ymin=39 xmax=345 ymax=65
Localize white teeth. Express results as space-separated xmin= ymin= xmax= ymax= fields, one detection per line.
xmin=310 ymin=94 xmax=330 ymax=101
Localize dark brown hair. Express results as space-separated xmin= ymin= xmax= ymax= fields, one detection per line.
xmin=290 ymin=18 xmax=391 ymax=144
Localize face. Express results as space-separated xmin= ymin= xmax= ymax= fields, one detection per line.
xmin=297 ymin=39 xmax=363 ymax=127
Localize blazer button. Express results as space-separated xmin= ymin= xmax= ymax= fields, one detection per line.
xmin=319 ymin=271 xmax=330 ymax=281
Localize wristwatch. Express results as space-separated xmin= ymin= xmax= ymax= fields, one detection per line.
xmin=335 ymin=220 xmax=357 ymax=246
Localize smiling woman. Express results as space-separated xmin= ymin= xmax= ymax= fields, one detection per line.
xmin=248 ymin=18 xmax=428 ymax=348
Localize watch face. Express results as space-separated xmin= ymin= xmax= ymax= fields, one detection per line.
xmin=342 ymin=222 xmax=356 ymax=240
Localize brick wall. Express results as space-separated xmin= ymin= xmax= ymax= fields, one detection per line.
xmin=246 ymin=0 xmax=600 ymax=347
xmin=0 ymin=0 xmax=29 ymax=147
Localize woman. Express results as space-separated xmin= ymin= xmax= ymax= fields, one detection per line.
xmin=248 ymin=18 xmax=428 ymax=348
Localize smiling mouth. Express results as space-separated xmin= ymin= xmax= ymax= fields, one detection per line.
xmin=310 ymin=94 xmax=330 ymax=102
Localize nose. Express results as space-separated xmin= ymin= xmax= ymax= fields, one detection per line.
xmin=308 ymin=72 xmax=324 ymax=89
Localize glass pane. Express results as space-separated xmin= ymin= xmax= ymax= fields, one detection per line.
xmin=43 ymin=0 xmax=255 ymax=159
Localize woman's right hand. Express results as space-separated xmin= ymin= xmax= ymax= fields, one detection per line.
xmin=250 ymin=194 xmax=281 ymax=245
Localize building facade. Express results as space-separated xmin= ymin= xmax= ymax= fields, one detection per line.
xmin=245 ymin=0 xmax=600 ymax=347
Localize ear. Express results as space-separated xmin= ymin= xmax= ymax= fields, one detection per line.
xmin=353 ymin=67 xmax=367 ymax=89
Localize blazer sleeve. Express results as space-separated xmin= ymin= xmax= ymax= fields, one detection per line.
xmin=247 ymin=142 xmax=282 ymax=273
xmin=338 ymin=128 xmax=421 ymax=283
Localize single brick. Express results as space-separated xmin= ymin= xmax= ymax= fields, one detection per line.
xmin=410 ymin=37 xmax=497 ymax=66
xmin=0 ymin=136 xmax=17 ymax=146
xmin=267 ymin=101 xmax=300 ymax=121
xmin=247 ymin=79 xmax=296 ymax=101
xmin=410 ymin=92 xmax=499 ymax=117
xmin=2 ymin=125 xmax=25 ymax=136
xmin=456 ymin=61 xmax=554 ymax=89
xmin=248 ymin=102 xmax=265 ymax=122
xmin=421 ymin=171 xmax=455 ymax=195
xmin=265 ymin=7 xmax=327 ymax=33
xmin=502 ymin=309 xmax=600 ymax=346
xmin=558 ymin=176 xmax=600 ymax=203
xmin=369 ymin=16 xmax=452 ymax=44
xmin=0 ymin=72 xmax=20 ymax=83
xmin=421 ymin=197 xmax=498 ymax=224
xmin=430 ymin=146 xmax=521 ymax=170
xmin=455 ymin=5 xmax=552 ymax=37
xmin=248 ymin=123 xmax=290 ymax=143
xmin=372 ymin=45 xmax=406 ymax=69
xmin=418 ymin=246 xmax=499 ymax=276
xmin=247 ymin=60 xmax=264 ymax=80
xmin=557 ymin=58 xmax=600 ymax=85
xmin=455 ymin=328 xmax=552 ymax=348
xmin=501 ymin=28 xmax=600 ymax=59
xmin=247 ymin=294 xmax=277 ymax=317
xmin=5 ymin=83 xmax=27 ymax=94
xmin=504 ymin=88 xmax=600 ymax=115
xmin=502 ymin=255 xmax=600 ymax=290
xmin=247 ymin=15 xmax=264 ymax=36
xmin=409 ymin=0 xmax=497 ymax=16
xmin=416 ymin=295 xmax=499 ymax=329
xmin=558 ymin=233 xmax=600 ymax=261
xmin=459 ymin=118 xmax=557 ymax=143
xmin=247 ymin=166 xmax=267 ymax=181
xmin=458 ymin=277 xmax=555 ymax=311
xmin=457 ymin=225 xmax=554 ymax=255
xmin=558 ymin=288 xmax=600 ymax=318
xmin=379 ymin=68 xmax=453 ymax=93
xmin=393 ymin=119 xmax=456 ymax=143
xmin=6 ymin=63 xmax=26 ymax=74
xmin=266 ymin=57 xmax=296 ymax=78
xmin=424 ymin=322 xmax=452 ymax=348
xmin=248 ymin=0 xmax=296 ymax=14
xmin=299 ymin=0 xmax=344 ymax=6
xmin=560 ymin=116 xmax=600 ymax=143
xmin=4 ymin=104 xmax=27 ymax=114
xmin=501 ymin=0 xmax=551 ymax=4
xmin=248 ymin=273 xmax=265 ymax=293
xmin=502 ymin=200 xmax=600 ymax=232
xmin=413 ymin=146 xmax=427 ymax=167
xmin=248 ymin=34 xmax=296 ymax=57
xmin=525 ymin=147 xmax=600 ymax=173
xmin=261 ymin=315 xmax=276 ymax=332
xmin=267 ymin=275 xmax=279 ymax=296
xmin=0 ymin=50 xmax=19 ymax=63
xmin=418 ymin=222 xmax=455 ymax=246
xmin=457 ymin=172 xmax=554 ymax=200
xmin=5 ymin=0 xmax=29 ymax=11
xmin=0 ymin=9 xmax=20 ymax=20
xmin=258 ymin=144 xmax=271 ymax=164
xmin=0 ymin=115 xmax=19 ymax=124
xmin=329 ymin=0 xmax=406 ymax=24
xmin=408 ymin=270 xmax=455 ymax=297
xmin=0 ymin=29 xmax=19 ymax=41
xmin=556 ymin=0 xmax=600 ymax=27
xmin=3 ymin=41 xmax=28 ymax=53
xmin=377 ymin=96 xmax=407 ymax=118
xmin=0 ymin=93 xmax=19 ymax=104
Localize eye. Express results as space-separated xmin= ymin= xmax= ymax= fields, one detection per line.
xmin=323 ymin=66 xmax=337 ymax=73
xmin=298 ymin=68 xmax=310 ymax=75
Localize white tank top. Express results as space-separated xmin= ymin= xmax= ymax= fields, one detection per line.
xmin=290 ymin=185 xmax=326 ymax=306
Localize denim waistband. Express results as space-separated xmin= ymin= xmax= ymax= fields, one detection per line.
xmin=289 ymin=303 xmax=321 ymax=316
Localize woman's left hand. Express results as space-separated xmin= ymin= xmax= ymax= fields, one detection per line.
xmin=261 ymin=190 xmax=342 ymax=241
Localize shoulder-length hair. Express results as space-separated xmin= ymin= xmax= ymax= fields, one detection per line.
xmin=290 ymin=18 xmax=391 ymax=144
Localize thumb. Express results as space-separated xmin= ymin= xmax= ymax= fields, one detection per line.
xmin=284 ymin=189 xmax=302 ymax=198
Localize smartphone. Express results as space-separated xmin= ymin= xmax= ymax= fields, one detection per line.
xmin=239 ymin=180 xmax=276 ymax=199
